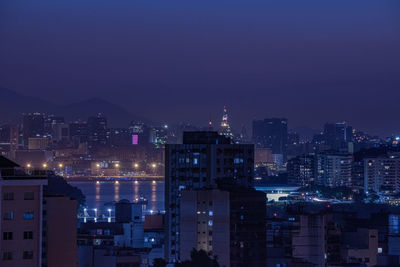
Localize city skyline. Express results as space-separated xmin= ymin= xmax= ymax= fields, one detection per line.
xmin=0 ymin=87 xmax=398 ymax=140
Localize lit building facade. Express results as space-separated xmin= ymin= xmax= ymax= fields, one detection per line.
xmin=364 ymin=154 xmax=400 ymax=194
xmin=315 ymin=152 xmax=352 ymax=187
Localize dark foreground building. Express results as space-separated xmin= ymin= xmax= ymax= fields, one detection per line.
xmin=165 ymin=131 xmax=266 ymax=266
xmin=0 ymin=156 xmax=78 ymax=267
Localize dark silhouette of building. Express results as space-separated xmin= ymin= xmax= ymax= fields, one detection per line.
xmin=22 ymin=113 xmax=45 ymax=146
xmin=87 ymin=114 xmax=108 ymax=148
xmin=180 ymin=187 xmax=267 ymax=267
xmin=323 ymin=122 xmax=353 ymax=151
xmin=165 ymin=131 xmax=257 ymax=263
xmin=69 ymin=121 xmax=89 ymax=146
xmin=252 ymin=118 xmax=288 ymax=159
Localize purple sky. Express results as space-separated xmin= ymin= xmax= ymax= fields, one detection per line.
xmin=0 ymin=0 xmax=399 ymax=136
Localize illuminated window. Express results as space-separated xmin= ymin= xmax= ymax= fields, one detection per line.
xmin=23 ymin=212 xmax=34 ymax=220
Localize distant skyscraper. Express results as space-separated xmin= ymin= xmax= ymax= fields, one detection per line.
xmin=219 ymin=106 xmax=233 ymax=140
xmin=87 ymin=114 xmax=108 ymax=148
xmin=69 ymin=121 xmax=88 ymax=146
xmin=252 ymin=118 xmax=288 ymax=158
xmin=22 ymin=113 xmax=45 ymax=146
xmin=164 ymin=131 xmax=255 ymax=263
xmin=129 ymin=121 xmax=150 ymax=145
xmin=323 ymin=122 xmax=353 ymax=151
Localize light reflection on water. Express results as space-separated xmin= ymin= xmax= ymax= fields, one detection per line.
xmin=70 ymin=181 xmax=165 ymax=215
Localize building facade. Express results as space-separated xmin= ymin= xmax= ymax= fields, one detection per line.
xmin=165 ymin=131 xmax=255 ymax=263
xmin=315 ymin=152 xmax=352 ymax=187
xmin=364 ymin=154 xmax=400 ymax=194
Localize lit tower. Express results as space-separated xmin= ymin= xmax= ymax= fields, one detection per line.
xmin=220 ymin=106 xmax=233 ymax=139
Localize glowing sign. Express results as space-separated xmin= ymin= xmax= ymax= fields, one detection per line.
xmin=132 ymin=134 xmax=138 ymax=145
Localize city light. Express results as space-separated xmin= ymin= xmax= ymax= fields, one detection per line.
xmin=58 ymin=163 xmax=63 ymax=168
xmin=134 ymin=180 xmax=139 ymax=184
xmin=152 ymin=180 xmax=156 ymax=184
xmin=114 ymin=163 xmax=120 ymax=168
xmin=26 ymin=163 xmax=31 ymax=168
xmin=96 ymin=163 xmax=100 ymax=168
xmin=151 ymin=163 xmax=157 ymax=168
xmin=134 ymin=163 xmax=139 ymax=168
xmin=42 ymin=163 xmax=47 ymax=168
xmin=115 ymin=181 xmax=119 ymax=185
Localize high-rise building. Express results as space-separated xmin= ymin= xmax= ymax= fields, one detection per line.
xmin=180 ymin=187 xmax=266 ymax=267
xmin=129 ymin=121 xmax=150 ymax=145
xmin=323 ymin=122 xmax=353 ymax=151
xmin=44 ymin=116 xmax=65 ymax=137
xmin=69 ymin=121 xmax=88 ymax=146
xmin=364 ymin=154 xmax=400 ymax=194
xmin=87 ymin=114 xmax=108 ymax=148
xmin=150 ymin=126 xmax=168 ymax=149
xmin=22 ymin=113 xmax=45 ymax=146
xmin=219 ymin=106 xmax=233 ymax=140
xmin=51 ymin=123 xmax=69 ymax=143
xmin=165 ymin=131 xmax=255 ymax=263
xmin=287 ymin=154 xmax=315 ymax=186
xmin=252 ymin=118 xmax=288 ymax=159
xmin=315 ymin=152 xmax=352 ymax=187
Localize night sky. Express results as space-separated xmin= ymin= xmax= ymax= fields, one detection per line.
xmin=1 ymin=0 xmax=399 ymax=137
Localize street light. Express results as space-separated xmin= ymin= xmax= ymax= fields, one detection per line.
xmin=26 ymin=163 xmax=31 ymax=168
xmin=42 ymin=163 xmax=47 ymax=168
xmin=151 ymin=163 xmax=157 ymax=168
xmin=96 ymin=163 xmax=100 ymax=168
xmin=134 ymin=163 xmax=139 ymax=169
xmin=114 ymin=163 xmax=120 ymax=168
xmin=58 ymin=163 xmax=63 ymax=168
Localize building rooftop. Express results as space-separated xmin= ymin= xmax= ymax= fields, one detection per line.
xmin=182 ymin=131 xmax=231 ymax=145
xmin=0 ymin=155 xmax=20 ymax=168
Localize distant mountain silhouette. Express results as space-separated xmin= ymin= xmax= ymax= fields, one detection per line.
xmin=0 ymin=88 xmax=146 ymax=127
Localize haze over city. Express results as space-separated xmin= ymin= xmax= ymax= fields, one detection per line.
xmin=1 ymin=0 xmax=400 ymax=136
